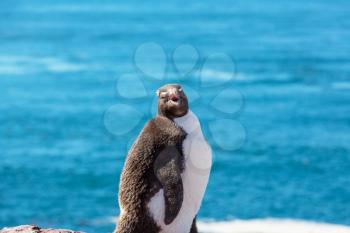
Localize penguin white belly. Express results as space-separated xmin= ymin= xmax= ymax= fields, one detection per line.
xmin=147 ymin=111 xmax=212 ymax=233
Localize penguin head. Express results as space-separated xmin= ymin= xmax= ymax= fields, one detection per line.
xmin=156 ymin=84 xmax=189 ymax=118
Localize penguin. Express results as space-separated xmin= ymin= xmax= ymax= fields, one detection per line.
xmin=115 ymin=84 xmax=212 ymax=233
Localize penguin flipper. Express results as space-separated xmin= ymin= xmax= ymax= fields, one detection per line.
xmin=154 ymin=145 xmax=183 ymax=225
xmin=190 ymin=217 xmax=198 ymax=233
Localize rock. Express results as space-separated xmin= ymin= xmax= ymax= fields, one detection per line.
xmin=0 ymin=225 xmax=84 ymax=233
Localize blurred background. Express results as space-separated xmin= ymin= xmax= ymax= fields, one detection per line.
xmin=1 ymin=0 xmax=350 ymax=232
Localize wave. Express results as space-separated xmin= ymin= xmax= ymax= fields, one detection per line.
xmin=197 ymin=218 xmax=350 ymax=233
xmin=200 ymin=69 xmax=297 ymax=84
xmin=0 ymin=55 xmax=85 ymax=74
xmin=17 ymin=5 xmax=140 ymax=13
xmin=332 ymin=82 xmax=350 ymax=90
xmin=104 ymin=217 xmax=350 ymax=233
xmin=200 ymin=69 xmax=234 ymax=81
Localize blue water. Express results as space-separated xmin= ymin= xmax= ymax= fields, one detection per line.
xmin=1 ymin=0 xmax=350 ymax=232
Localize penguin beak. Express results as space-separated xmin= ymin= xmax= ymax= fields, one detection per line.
xmin=168 ymin=88 xmax=180 ymax=103
xmin=170 ymin=94 xmax=179 ymax=102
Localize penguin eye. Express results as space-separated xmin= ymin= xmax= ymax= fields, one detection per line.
xmin=159 ymin=92 xmax=167 ymax=99
xmin=156 ymin=90 xmax=167 ymax=98
xmin=178 ymin=88 xmax=182 ymax=92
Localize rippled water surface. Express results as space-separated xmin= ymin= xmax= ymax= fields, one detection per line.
xmin=1 ymin=0 xmax=350 ymax=232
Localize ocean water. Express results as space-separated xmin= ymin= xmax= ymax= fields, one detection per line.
xmin=1 ymin=0 xmax=350 ymax=232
